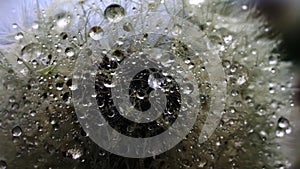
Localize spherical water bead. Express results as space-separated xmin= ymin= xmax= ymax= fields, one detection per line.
xmin=104 ymin=4 xmax=125 ymax=22
xmin=276 ymin=117 xmax=292 ymax=137
xmin=15 ymin=32 xmax=24 ymax=40
xmin=55 ymin=12 xmax=71 ymax=28
xmin=21 ymin=43 xmax=42 ymax=61
xmin=123 ymin=22 xmax=133 ymax=32
xmin=12 ymin=126 xmax=22 ymax=137
xmin=89 ymin=26 xmax=103 ymax=40
xmin=172 ymin=24 xmax=182 ymax=36
xmin=65 ymin=47 xmax=75 ymax=57
xmin=32 ymin=21 xmax=39 ymax=29
xmin=0 ymin=160 xmax=7 ymax=169
xmin=277 ymin=117 xmax=290 ymax=129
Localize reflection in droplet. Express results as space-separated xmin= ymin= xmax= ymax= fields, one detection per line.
xmin=0 ymin=160 xmax=7 ymax=169
xmin=123 ymin=22 xmax=133 ymax=32
xmin=21 ymin=43 xmax=42 ymax=61
xmin=104 ymin=4 xmax=125 ymax=22
xmin=65 ymin=47 xmax=75 ymax=57
xmin=89 ymin=26 xmax=103 ymax=40
xmin=15 ymin=32 xmax=24 ymax=40
xmin=55 ymin=12 xmax=71 ymax=28
xmin=12 ymin=126 xmax=22 ymax=137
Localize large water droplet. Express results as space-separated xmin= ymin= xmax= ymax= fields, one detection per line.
xmin=65 ymin=47 xmax=75 ymax=57
xmin=15 ymin=32 xmax=24 ymax=40
xmin=278 ymin=117 xmax=290 ymax=129
xmin=89 ymin=26 xmax=103 ymax=40
xmin=21 ymin=43 xmax=42 ymax=61
xmin=104 ymin=4 xmax=125 ymax=22
xmin=12 ymin=126 xmax=22 ymax=137
xmin=0 ymin=160 xmax=7 ymax=169
xmin=55 ymin=12 xmax=71 ymax=28
xmin=123 ymin=22 xmax=133 ymax=32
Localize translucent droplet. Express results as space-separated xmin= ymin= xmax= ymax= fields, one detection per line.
xmin=89 ymin=26 xmax=103 ymax=40
xmin=21 ymin=43 xmax=42 ymax=61
xmin=189 ymin=0 xmax=205 ymax=5
xmin=123 ymin=22 xmax=133 ymax=32
xmin=278 ymin=117 xmax=289 ymax=129
xmin=268 ymin=55 xmax=278 ymax=65
xmin=65 ymin=47 xmax=75 ymax=57
xmin=0 ymin=160 xmax=7 ymax=169
xmin=276 ymin=128 xmax=285 ymax=137
xmin=104 ymin=4 xmax=125 ymax=22
xmin=12 ymin=126 xmax=22 ymax=137
xmin=15 ymin=32 xmax=24 ymax=40
xmin=242 ymin=5 xmax=248 ymax=10
xmin=182 ymin=83 xmax=194 ymax=94
xmin=12 ymin=23 xmax=18 ymax=29
xmin=67 ymin=148 xmax=82 ymax=159
xmin=55 ymin=12 xmax=71 ymax=28
xmin=172 ymin=24 xmax=182 ymax=36
xmin=32 ymin=21 xmax=39 ymax=29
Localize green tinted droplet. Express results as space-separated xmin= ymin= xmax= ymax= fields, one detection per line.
xmin=104 ymin=4 xmax=125 ymax=22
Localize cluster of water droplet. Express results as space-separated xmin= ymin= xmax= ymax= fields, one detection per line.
xmin=0 ymin=0 xmax=298 ymax=168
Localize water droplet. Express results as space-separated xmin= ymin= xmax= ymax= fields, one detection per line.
xmin=15 ymin=32 xmax=24 ymax=40
xmin=104 ymin=4 xmax=125 ymax=22
xmin=0 ymin=160 xmax=7 ymax=169
xmin=89 ymin=26 xmax=103 ymax=40
xmin=278 ymin=117 xmax=289 ymax=129
xmin=12 ymin=126 xmax=22 ymax=137
xmin=148 ymin=74 xmax=164 ymax=89
xmin=172 ymin=24 xmax=182 ymax=36
xmin=123 ymin=22 xmax=133 ymax=32
xmin=67 ymin=147 xmax=82 ymax=159
xmin=242 ymin=5 xmax=248 ymax=10
xmin=182 ymin=83 xmax=194 ymax=94
xmin=65 ymin=47 xmax=75 ymax=57
xmin=55 ymin=12 xmax=71 ymax=28
xmin=21 ymin=43 xmax=42 ymax=61
xmin=269 ymin=55 xmax=278 ymax=65
xmin=12 ymin=23 xmax=18 ymax=29
xmin=32 ymin=21 xmax=39 ymax=29
xmin=276 ymin=128 xmax=285 ymax=137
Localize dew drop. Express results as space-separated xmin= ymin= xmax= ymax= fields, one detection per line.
xmin=89 ymin=26 xmax=103 ymax=40
xmin=55 ymin=12 xmax=71 ymax=28
xmin=278 ymin=117 xmax=290 ymax=129
xmin=242 ymin=5 xmax=248 ymax=10
xmin=15 ymin=32 xmax=24 ymax=40
xmin=123 ymin=22 xmax=133 ymax=32
xmin=21 ymin=43 xmax=42 ymax=61
xmin=182 ymin=83 xmax=194 ymax=94
xmin=12 ymin=126 xmax=22 ymax=137
xmin=65 ymin=47 xmax=75 ymax=57
xmin=67 ymin=147 xmax=82 ymax=159
xmin=12 ymin=23 xmax=18 ymax=29
xmin=32 ymin=21 xmax=39 ymax=29
xmin=276 ymin=128 xmax=285 ymax=137
xmin=0 ymin=160 xmax=7 ymax=169
xmin=104 ymin=4 xmax=125 ymax=22
xmin=268 ymin=55 xmax=278 ymax=65
xmin=172 ymin=24 xmax=182 ymax=36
